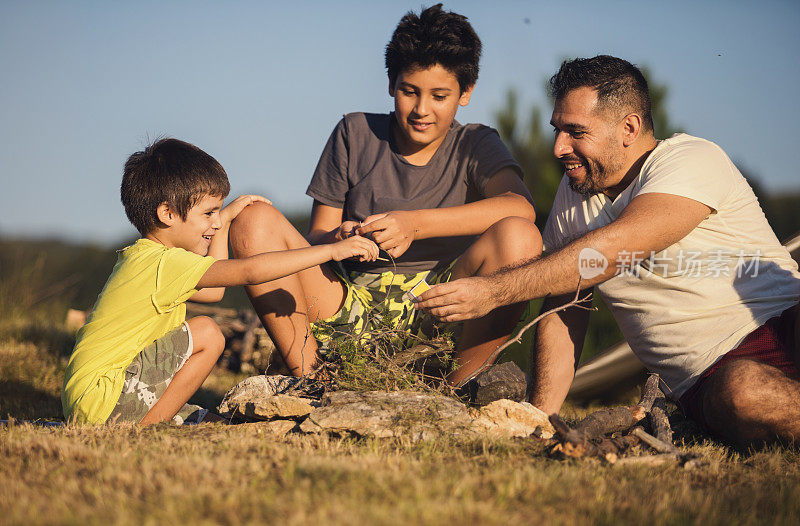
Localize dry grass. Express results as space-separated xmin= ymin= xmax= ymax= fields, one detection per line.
xmin=2 ymin=303 xmax=800 ymax=524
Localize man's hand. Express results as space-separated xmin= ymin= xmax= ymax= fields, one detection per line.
xmin=414 ymin=276 xmax=500 ymax=322
xmin=330 ymin=235 xmax=379 ymax=262
xmin=220 ymin=195 xmax=272 ymax=225
xmin=335 ymin=221 xmax=361 ymax=241
xmin=356 ymin=211 xmax=418 ymax=258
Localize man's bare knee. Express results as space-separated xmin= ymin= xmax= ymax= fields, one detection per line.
xmin=707 ymin=359 xmax=766 ymax=412
xmin=704 ymin=358 xmax=800 ymax=445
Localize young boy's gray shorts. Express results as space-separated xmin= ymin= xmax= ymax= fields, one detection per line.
xmin=107 ymin=322 xmax=208 ymax=425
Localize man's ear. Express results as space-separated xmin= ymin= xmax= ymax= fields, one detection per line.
xmin=621 ymin=112 xmax=642 ymax=147
xmin=458 ymin=84 xmax=475 ymax=107
xmin=156 ymin=202 xmax=176 ymax=226
xmin=388 ymin=78 xmax=395 ymax=97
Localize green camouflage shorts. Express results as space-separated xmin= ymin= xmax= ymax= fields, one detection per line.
xmin=310 ymin=260 xmax=459 ymax=353
xmin=107 ymin=322 xmax=208 ymax=425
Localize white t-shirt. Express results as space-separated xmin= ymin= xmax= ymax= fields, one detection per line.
xmin=542 ymin=133 xmax=800 ymax=398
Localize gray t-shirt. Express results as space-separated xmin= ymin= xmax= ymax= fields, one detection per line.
xmin=306 ymin=112 xmax=522 ymax=274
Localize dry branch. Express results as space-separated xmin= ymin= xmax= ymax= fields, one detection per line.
xmin=649 ymin=396 xmax=674 ymax=446
xmin=613 ymin=454 xmax=680 ymax=467
xmin=631 ymin=427 xmax=679 ymax=455
xmin=637 ymin=374 xmax=661 ymax=412
xmin=573 ymin=406 xmax=646 ymax=438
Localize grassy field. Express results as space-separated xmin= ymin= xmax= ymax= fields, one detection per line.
xmin=2 ymin=279 xmax=800 ymax=524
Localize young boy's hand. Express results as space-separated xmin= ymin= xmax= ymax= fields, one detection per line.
xmin=330 ymin=235 xmax=379 ymax=262
xmin=335 ymin=221 xmax=362 ymax=241
xmin=220 ymin=195 xmax=272 ymax=225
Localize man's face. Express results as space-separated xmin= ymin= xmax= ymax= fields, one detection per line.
xmin=390 ymin=64 xmax=473 ymax=153
xmin=168 ymin=194 xmax=223 ymax=256
xmin=550 ymin=87 xmax=627 ymax=196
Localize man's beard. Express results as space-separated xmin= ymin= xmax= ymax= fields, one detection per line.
xmin=567 ymin=149 xmax=626 ymax=197
xmin=568 ymin=157 xmax=606 ymax=196
xmin=568 ymin=163 xmax=604 ymax=196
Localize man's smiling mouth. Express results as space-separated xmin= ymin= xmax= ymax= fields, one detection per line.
xmin=564 ymin=162 xmax=585 ymax=174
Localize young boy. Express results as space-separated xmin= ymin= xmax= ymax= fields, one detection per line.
xmin=61 ymin=138 xmax=378 ymax=425
xmin=230 ymin=4 xmax=542 ymax=386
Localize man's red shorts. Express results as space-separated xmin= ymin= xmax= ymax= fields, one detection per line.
xmin=678 ymin=303 xmax=799 ymax=432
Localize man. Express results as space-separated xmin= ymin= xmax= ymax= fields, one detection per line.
xmin=417 ymin=55 xmax=800 ymax=446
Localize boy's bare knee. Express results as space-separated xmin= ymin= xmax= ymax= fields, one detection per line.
xmin=229 ymin=202 xmax=285 ymax=253
xmin=187 ymin=316 xmax=225 ymax=353
xmin=484 ymin=217 xmax=543 ymax=263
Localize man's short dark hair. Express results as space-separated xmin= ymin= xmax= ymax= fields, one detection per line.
xmin=549 ymin=55 xmax=654 ymax=132
xmin=121 ymin=138 xmax=230 ymax=236
xmin=385 ymin=3 xmax=481 ymax=93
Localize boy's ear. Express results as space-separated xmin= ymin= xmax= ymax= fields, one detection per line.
xmin=458 ymin=85 xmax=475 ymax=107
xmin=156 ymin=202 xmax=177 ymax=226
xmin=388 ymin=78 xmax=395 ymax=97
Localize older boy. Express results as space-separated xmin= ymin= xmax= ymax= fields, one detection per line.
xmin=230 ymin=4 xmax=541 ymax=386
xmin=62 ymin=138 xmax=377 ymax=425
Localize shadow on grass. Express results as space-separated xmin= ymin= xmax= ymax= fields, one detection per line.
xmin=0 ymin=379 xmax=63 ymax=421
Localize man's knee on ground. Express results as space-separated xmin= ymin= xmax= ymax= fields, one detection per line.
xmin=229 ymin=202 xmax=288 ymax=253
xmin=704 ymin=359 xmax=777 ymax=418
xmin=483 ymin=216 xmax=543 ymax=265
xmin=187 ymin=316 xmax=225 ymax=356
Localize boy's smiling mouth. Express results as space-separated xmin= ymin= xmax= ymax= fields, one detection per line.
xmin=408 ymin=118 xmax=433 ymax=131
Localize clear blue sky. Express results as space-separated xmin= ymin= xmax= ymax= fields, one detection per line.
xmin=1 ymin=0 xmax=798 ymax=245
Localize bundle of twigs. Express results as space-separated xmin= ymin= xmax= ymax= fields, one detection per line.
xmin=549 ymin=374 xmax=702 ymax=468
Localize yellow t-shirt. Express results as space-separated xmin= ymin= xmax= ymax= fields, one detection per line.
xmin=62 ymin=239 xmax=215 ymax=423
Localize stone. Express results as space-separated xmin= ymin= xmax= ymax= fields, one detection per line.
xmin=470 ymin=399 xmax=555 ymax=439
xmin=242 ymin=420 xmax=298 ymax=438
xmin=467 ymin=362 xmax=527 ymax=406
xmin=225 ymin=394 xmax=315 ymax=421
xmin=299 ymin=390 xmax=473 ymax=441
xmin=218 ymin=375 xmax=315 ymax=420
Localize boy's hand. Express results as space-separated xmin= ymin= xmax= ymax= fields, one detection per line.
xmin=356 ymin=211 xmax=417 ymax=258
xmin=220 ymin=195 xmax=272 ymax=225
xmin=330 ymin=235 xmax=379 ymax=262
xmin=335 ymin=221 xmax=362 ymax=241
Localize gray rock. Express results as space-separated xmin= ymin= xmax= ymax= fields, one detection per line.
xmin=299 ymin=390 xmax=473 ymax=441
xmin=241 ymin=420 xmax=298 ymax=437
xmin=469 ymin=362 xmax=527 ymax=406
xmin=218 ymin=375 xmax=315 ymax=420
xmin=469 ymin=399 xmax=554 ymax=439
xmin=224 ymin=394 xmax=315 ymax=421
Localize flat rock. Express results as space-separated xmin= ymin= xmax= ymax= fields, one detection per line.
xmin=299 ymin=390 xmax=473 ymax=441
xmin=218 ymin=375 xmax=315 ymax=420
xmin=470 ymin=399 xmax=554 ymax=439
xmin=242 ymin=419 xmax=298 ymax=438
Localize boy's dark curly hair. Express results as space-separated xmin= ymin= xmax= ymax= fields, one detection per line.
xmin=385 ymin=4 xmax=481 ymax=93
xmin=121 ymin=138 xmax=230 ymax=236
xmin=549 ymin=55 xmax=654 ymax=132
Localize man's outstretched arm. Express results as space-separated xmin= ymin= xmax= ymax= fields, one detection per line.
xmin=415 ymin=192 xmax=713 ymax=321
xmin=528 ymin=293 xmax=592 ymax=413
